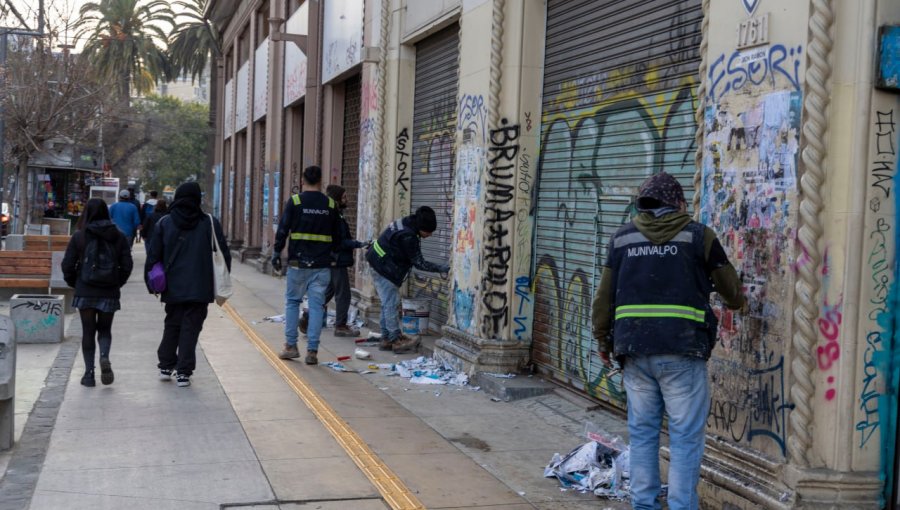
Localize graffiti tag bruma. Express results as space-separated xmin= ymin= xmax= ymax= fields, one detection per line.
xmin=482 ymin=119 xmax=520 ymax=338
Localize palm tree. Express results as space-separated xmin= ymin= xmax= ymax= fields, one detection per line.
xmin=167 ymin=0 xmax=222 ymax=205
xmin=75 ymin=0 xmax=174 ymax=103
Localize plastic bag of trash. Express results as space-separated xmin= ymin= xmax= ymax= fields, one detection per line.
xmin=545 ymin=436 xmax=629 ymax=499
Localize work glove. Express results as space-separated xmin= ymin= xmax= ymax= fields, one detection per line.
xmin=271 ymin=255 xmax=282 ymax=273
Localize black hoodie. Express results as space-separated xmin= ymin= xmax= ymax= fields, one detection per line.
xmin=61 ymin=219 xmax=134 ymax=299
xmin=144 ymin=185 xmax=230 ymax=304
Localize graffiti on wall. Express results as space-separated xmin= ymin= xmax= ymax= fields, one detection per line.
xmin=815 ymin=248 xmax=843 ymax=402
xmin=482 ymin=119 xmax=520 ymax=339
xmin=448 ymin=94 xmax=487 ymax=335
xmin=410 ymin=94 xmax=457 ymax=326
xmin=707 ymin=44 xmax=803 ymax=102
xmin=857 ymin=108 xmax=898 ymax=450
xmin=395 ymin=128 xmax=411 ymax=208
xmin=701 ymin=89 xmax=801 ymax=458
xmin=534 ymin=72 xmax=698 ymax=405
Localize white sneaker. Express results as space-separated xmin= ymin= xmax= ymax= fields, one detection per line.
xmin=159 ymin=368 xmax=173 ymax=381
xmin=175 ymin=372 xmax=191 ymax=387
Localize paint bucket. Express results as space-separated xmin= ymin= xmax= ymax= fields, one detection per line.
xmin=401 ymin=298 xmax=430 ymax=336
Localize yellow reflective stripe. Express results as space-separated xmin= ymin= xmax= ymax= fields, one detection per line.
xmin=290 ymin=233 xmax=333 ymax=242
xmin=373 ymin=240 xmax=386 ymax=257
xmin=291 ymin=194 xmax=301 ymax=205
xmin=614 ymin=304 xmax=705 ymax=323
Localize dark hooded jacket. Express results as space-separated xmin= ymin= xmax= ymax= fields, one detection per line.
xmin=61 ymin=219 xmax=134 ymax=299
xmin=591 ymin=211 xmax=744 ymax=359
xmin=144 ymin=182 xmax=231 ymax=304
xmin=365 ymin=215 xmax=449 ymax=287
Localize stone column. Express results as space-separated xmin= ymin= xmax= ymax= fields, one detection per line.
xmin=433 ymin=0 xmax=545 ymax=374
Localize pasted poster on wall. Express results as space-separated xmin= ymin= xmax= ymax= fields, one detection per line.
xmin=236 ymin=63 xmax=249 ymax=131
xmin=228 ymin=170 xmax=235 ymax=217
xmin=262 ymin=172 xmax=270 ymax=226
xmin=701 ymin=89 xmax=802 ymax=460
xmin=244 ymin=174 xmax=251 ymax=223
xmin=273 ymin=171 xmax=280 ymax=229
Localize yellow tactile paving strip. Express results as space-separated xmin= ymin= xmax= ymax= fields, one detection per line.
xmin=222 ymin=303 xmax=427 ymax=510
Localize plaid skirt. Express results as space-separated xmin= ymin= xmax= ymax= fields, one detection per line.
xmin=72 ymin=296 xmax=121 ymax=313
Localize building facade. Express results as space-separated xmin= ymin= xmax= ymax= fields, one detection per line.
xmin=206 ymin=0 xmax=900 ymax=507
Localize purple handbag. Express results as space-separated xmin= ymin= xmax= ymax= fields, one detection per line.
xmin=148 ymin=261 xmax=166 ymax=293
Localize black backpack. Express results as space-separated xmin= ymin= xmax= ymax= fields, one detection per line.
xmin=80 ymin=233 xmax=119 ymax=287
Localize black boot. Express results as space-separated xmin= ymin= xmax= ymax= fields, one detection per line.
xmin=81 ymin=370 xmax=96 ymax=387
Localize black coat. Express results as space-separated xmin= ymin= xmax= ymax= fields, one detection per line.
xmin=333 ymin=212 xmax=364 ymax=268
xmin=145 ymin=202 xmax=230 ymax=304
xmin=61 ymin=220 xmax=134 ymax=299
xmin=142 ymin=210 xmax=166 ymax=243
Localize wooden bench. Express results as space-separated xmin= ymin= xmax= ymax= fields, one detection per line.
xmin=0 ymin=251 xmax=52 ymax=290
xmin=3 ymin=234 xmax=70 ymax=253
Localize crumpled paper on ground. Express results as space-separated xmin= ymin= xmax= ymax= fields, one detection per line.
xmin=388 ymin=356 xmax=472 ymax=388
xmin=544 ymin=436 xmax=630 ymax=499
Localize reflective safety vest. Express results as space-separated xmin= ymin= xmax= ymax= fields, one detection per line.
xmin=279 ymin=192 xmax=338 ymax=268
xmin=366 ymin=218 xmax=417 ymax=286
xmin=608 ymin=221 xmax=717 ymax=360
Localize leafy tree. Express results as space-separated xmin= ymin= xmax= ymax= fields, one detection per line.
xmin=129 ymin=94 xmax=210 ymax=192
xmin=75 ymin=0 xmax=174 ymax=103
xmin=167 ymin=0 xmax=221 ymax=204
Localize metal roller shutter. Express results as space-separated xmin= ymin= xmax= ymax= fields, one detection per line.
xmin=410 ymin=25 xmax=459 ymax=330
xmin=533 ymin=0 xmax=702 ymax=407
xmin=341 ymin=73 xmax=362 ymax=287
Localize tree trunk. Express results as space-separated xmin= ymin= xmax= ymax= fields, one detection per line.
xmin=13 ymin=156 xmax=27 ymax=234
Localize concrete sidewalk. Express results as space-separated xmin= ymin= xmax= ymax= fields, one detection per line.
xmin=0 ymin=249 xmax=629 ymax=509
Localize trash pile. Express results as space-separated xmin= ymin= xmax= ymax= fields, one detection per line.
xmin=383 ymin=356 xmax=472 ymax=387
xmin=544 ymin=425 xmax=630 ymax=500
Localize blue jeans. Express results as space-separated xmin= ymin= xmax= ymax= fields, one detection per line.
xmin=372 ymin=272 xmax=400 ymax=341
xmin=624 ymin=354 xmax=709 ymax=510
xmin=284 ymin=267 xmax=330 ymax=351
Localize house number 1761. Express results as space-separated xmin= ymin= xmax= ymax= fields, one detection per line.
xmin=737 ymin=13 xmax=769 ymax=49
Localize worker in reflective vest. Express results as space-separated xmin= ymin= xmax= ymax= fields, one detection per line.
xmin=591 ymin=172 xmax=745 ymax=510
xmin=272 ymin=165 xmax=341 ymax=365
xmin=365 ymin=206 xmax=449 ymax=354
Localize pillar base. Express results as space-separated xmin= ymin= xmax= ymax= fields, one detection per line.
xmin=686 ymin=438 xmax=792 ymax=509
xmin=434 ymin=326 xmax=531 ymax=375
xmin=783 ymin=464 xmax=883 ymax=509
xmin=353 ymin=287 xmax=380 ymax=325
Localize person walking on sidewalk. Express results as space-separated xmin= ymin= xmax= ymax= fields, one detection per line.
xmin=591 ymin=172 xmax=745 ymax=510
xmin=61 ymin=198 xmax=134 ymax=387
xmin=299 ymin=184 xmax=368 ymax=337
xmin=141 ymin=198 xmax=167 ymax=251
xmin=145 ymin=182 xmax=231 ymax=387
xmin=365 ymin=206 xmax=449 ymax=354
xmin=272 ymin=165 xmax=342 ymax=365
xmin=109 ymin=189 xmax=141 ymax=247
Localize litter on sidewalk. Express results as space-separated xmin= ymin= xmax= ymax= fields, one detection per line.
xmin=322 ymin=362 xmax=356 ymax=372
xmin=354 ymin=348 xmax=372 ymax=360
xmin=386 ymin=356 xmax=473 ymax=388
xmin=263 ymin=314 xmax=285 ymax=323
xmin=544 ymin=425 xmax=630 ymax=500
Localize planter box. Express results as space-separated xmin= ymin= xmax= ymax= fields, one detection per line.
xmin=10 ymin=294 xmax=64 ymax=344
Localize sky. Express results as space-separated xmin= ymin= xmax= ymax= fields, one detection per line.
xmin=3 ymin=0 xmax=189 ymax=49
